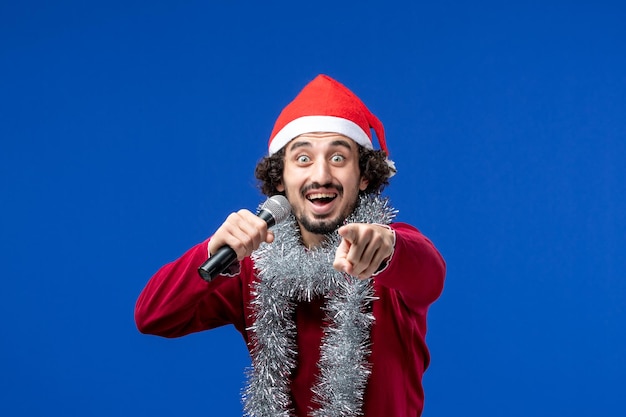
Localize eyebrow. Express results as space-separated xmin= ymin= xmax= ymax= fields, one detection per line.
xmin=288 ymin=139 xmax=354 ymax=152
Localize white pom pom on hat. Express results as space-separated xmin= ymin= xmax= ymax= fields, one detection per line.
xmin=268 ymin=74 xmax=390 ymax=157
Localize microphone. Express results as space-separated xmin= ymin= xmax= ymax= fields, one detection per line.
xmin=198 ymin=195 xmax=291 ymax=282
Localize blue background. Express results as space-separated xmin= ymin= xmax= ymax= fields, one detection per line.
xmin=1 ymin=1 xmax=624 ymax=416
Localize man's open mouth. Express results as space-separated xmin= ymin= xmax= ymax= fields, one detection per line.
xmin=306 ymin=193 xmax=338 ymax=204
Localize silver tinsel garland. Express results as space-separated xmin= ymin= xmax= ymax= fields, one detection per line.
xmin=243 ymin=194 xmax=397 ymax=417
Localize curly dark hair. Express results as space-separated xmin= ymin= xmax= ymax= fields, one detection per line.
xmin=254 ymin=145 xmax=392 ymax=197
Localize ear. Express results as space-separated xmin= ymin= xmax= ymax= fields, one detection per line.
xmin=359 ymin=176 xmax=369 ymax=191
xmin=276 ymin=182 xmax=285 ymax=192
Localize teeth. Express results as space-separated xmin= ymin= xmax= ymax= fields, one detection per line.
xmin=307 ymin=193 xmax=337 ymax=200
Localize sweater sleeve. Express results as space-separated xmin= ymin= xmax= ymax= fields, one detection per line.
xmin=374 ymin=223 xmax=446 ymax=313
xmin=134 ymin=239 xmax=246 ymax=338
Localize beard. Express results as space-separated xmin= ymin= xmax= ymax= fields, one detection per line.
xmin=297 ymin=214 xmax=346 ymax=235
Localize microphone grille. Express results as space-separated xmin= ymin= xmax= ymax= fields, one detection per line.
xmin=261 ymin=195 xmax=292 ymax=224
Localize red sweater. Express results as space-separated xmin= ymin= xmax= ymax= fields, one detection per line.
xmin=135 ymin=222 xmax=445 ymax=416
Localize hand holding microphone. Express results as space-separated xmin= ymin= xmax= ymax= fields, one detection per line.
xmin=198 ymin=195 xmax=291 ymax=281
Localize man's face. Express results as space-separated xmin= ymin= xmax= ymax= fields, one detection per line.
xmin=276 ymin=132 xmax=368 ymax=247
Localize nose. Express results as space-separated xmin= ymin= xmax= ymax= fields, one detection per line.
xmin=310 ymin=158 xmax=333 ymax=186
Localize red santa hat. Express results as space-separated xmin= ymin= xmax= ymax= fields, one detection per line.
xmin=268 ymin=74 xmax=390 ymax=157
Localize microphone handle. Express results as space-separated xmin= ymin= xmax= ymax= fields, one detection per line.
xmin=198 ymin=245 xmax=237 ymax=281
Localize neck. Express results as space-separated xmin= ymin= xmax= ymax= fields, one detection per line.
xmin=299 ymin=227 xmax=328 ymax=248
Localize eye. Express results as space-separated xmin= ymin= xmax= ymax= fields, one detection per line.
xmin=296 ymin=155 xmax=311 ymax=163
xmin=330 ymin=154 xmax=345 ymax=163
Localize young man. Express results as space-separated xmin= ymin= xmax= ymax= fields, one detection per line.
xmin=135 ymin=74 xmax=446 ymax=417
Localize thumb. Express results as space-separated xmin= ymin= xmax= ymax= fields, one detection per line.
xmin=338 ymin=224 xmax=358 ymax=243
